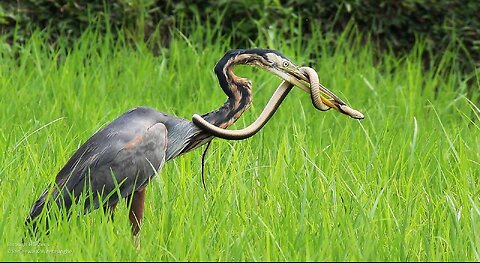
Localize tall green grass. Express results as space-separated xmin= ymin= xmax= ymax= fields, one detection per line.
xmin=1 ymin=21 xmax=479 ymax=261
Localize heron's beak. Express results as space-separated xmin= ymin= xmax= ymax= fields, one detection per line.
xmin=283 ymin=68 xmax=338 ymax=105
xmin=274 ymin=67 xmax=364 ymax=119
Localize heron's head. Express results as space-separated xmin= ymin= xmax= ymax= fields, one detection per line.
xmin=220 ymin=49 xmax=351 ymax=115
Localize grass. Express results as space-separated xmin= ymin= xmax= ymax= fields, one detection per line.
xmin=1 ymin=21 xmax=480 ymax=261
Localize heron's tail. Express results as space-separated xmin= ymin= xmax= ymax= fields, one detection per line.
xmin=24 ymin=189 xmax=50 ymax=237
xmin=25 ymin=179 xmax=82 ymax=239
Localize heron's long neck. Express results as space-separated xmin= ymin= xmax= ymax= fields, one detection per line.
xmin=178 ymin=54 xmax=253 ymax=156
xmin=178 ymin=64 xmax=252 ymax=156
xmin=200 ymin=60 xmax=253 ymax=129
xmin=200 ymin=95 xmax=252 ymax=129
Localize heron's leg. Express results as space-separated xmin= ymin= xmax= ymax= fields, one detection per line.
xmin=128 ymin=188 xmax=146 ymax=237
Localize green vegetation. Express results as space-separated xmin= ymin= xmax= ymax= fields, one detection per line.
xmin=1 ymin=19 xmax=479 ymax=261
xmin=2 ymin=1 xmax=479 ymax=72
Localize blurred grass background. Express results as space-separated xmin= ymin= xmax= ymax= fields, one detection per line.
xmin=1 ymin=0 xmax=479 ymax=72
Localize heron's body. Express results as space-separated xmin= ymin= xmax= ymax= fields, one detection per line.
xmin=29 ymin=107 xmax=201 ymax=217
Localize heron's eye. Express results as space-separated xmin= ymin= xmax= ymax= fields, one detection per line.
xmin=283 ymin=61 xmax=289 ymax=68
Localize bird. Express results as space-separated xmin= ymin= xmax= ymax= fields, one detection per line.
xmin=24 ymin=48 xmax=356 ymax=240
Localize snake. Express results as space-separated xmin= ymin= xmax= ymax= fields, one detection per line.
xmin=192 ymin=67 xmax=364 ymax=140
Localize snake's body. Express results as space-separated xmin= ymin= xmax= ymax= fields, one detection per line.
xmin=192 ymin=81 xmax=293 ymax=140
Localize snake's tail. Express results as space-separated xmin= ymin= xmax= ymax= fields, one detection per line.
xmin=201 ymin=141 xmax=212 ymax=190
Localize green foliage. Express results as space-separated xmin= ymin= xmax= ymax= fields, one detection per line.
xmin=1 ymin=22 xmax=479 ymax=261
xmin=1 ymin=1 xmax=479 ymax=72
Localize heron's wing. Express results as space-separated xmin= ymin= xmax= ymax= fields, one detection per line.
xmin=28 ymin=116 xmax=168 ymax=219
xmin=77 ymin=122 xmax=168 ymax=212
